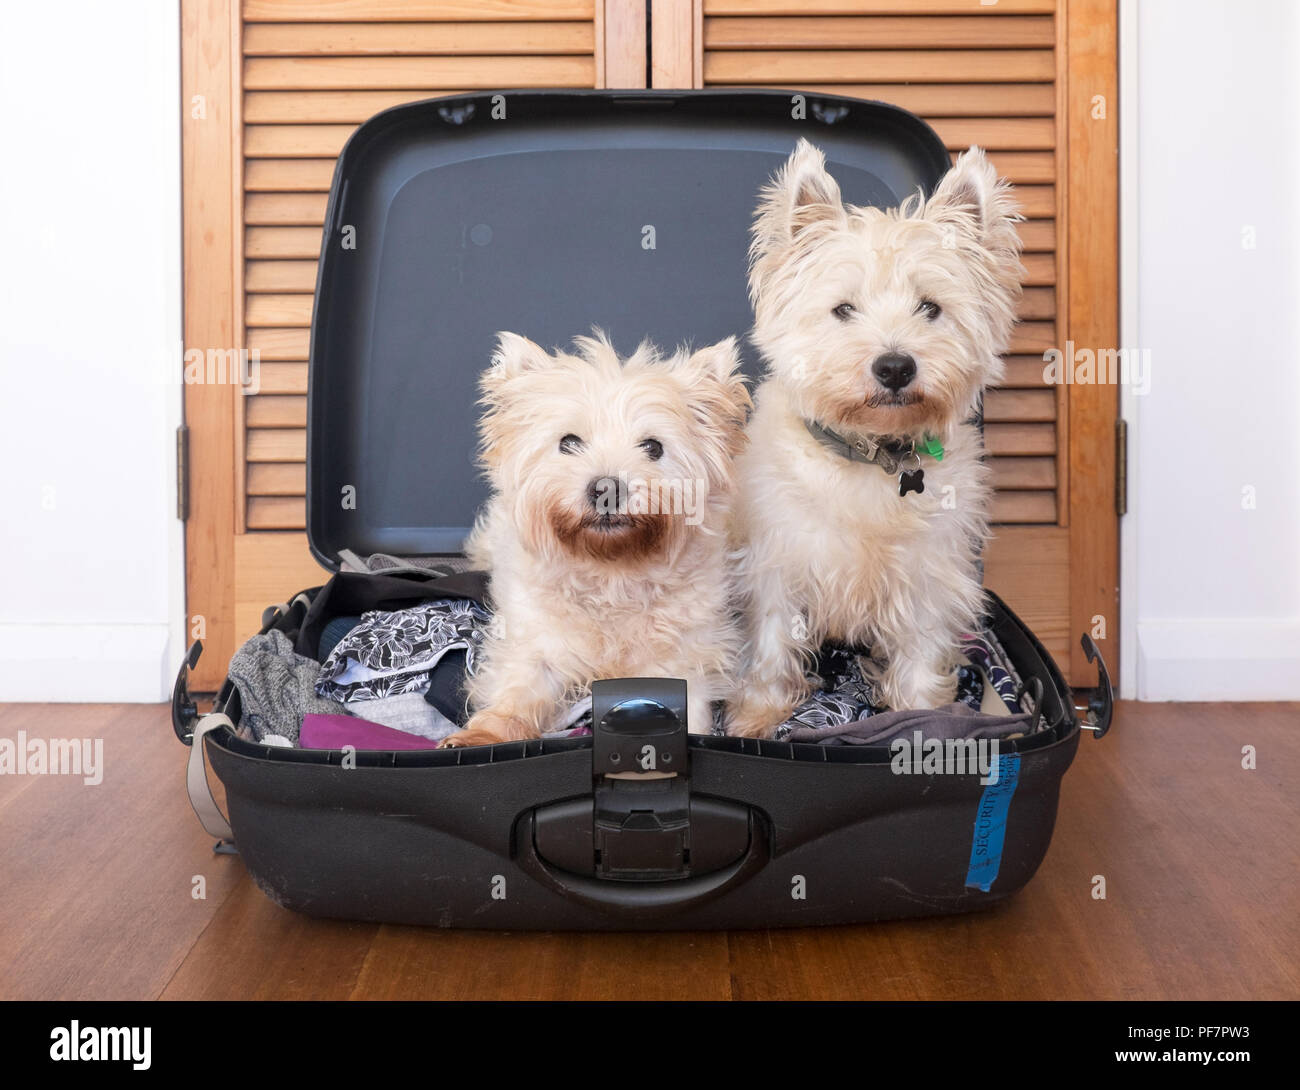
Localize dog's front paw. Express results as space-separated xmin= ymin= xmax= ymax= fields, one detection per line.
xmin=440 ymin=709 xmax=540 ymax=748
xmin=878 ymin=666 xmax=958 ymax=712
xmin=725 ymin=694 xmax=797 ymax=739
xmin=439 ymin=726 xmax=506 ymax=749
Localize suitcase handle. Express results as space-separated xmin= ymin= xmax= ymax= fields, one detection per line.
xmin=186 ymin=713 xmax=235 ymax=843
xmin=1075 ymin=633 xmax=1115 ymax=739
xmin=516 ymin=810 xmax=769 ymax=919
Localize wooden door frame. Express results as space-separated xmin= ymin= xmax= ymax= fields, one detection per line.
xmin=182 ymin=0 xmax=241 ymax=690
xmin=1063 ymin=0 xmax=1119 ymax=685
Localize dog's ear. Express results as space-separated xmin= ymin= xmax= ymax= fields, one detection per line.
xmin=674 ymin=337 xmax=752 ymax=459
xmin=484 ymin=331 xmax=551 ymax=388
xmin=478 ymin=332 xmax=551 ymax=473
xmin=924 ymin=147 xmax=1024 ymax=351
xmin=753 ymin=139 xmax=846 ymax=252
xmin=925 ymin=146 xmax=1021 ymax=248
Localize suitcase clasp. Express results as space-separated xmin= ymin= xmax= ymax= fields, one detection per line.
xmin=531 ymin=679 xmax=752 ymax=885
xmin=591 ymin=679 xmax=692 ymax=880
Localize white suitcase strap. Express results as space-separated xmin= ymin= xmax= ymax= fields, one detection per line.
xmin=186 ymin=713 xmax=235 ymax=842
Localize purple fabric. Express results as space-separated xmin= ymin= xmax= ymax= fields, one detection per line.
xmin=300 ymin=713 xmax=443 ymax=751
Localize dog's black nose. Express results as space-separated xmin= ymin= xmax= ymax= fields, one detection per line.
xmin=587 ymin=475 xmax=627 ymax=513
xmin=872 ymin=352 xmax=917 ymax=391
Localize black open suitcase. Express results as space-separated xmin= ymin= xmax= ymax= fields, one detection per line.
xmin=173 ymin=90 xmax=1114 ymax=930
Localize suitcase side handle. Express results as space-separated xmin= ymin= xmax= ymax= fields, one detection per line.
xmin=186 ymin=713 xmax=236 ymax=844
xmin=1075 ymin=633 xmax=1115 ymax=739
xmin=515 ymin=810 xmax=769 ymax=919
xmin=171 ymin=640 xmax=204 ymax=744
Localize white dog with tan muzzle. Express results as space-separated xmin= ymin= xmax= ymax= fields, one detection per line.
xmin=726 ymin=140 xmax=1024 ymax=739
xmin=442 ymin=331 xmax=751 ymax=748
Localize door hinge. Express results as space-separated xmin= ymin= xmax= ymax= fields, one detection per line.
xmin=1115 ymin=418 xmax=1128 ymax=517
xmin=177 ymin=424 xmax=190 ymax=521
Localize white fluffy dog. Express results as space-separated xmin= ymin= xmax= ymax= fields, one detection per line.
xmin=442 ymin=331 xmax=751 ymax=748
xmin=727 ymin=140 xmax=1023 ymax=738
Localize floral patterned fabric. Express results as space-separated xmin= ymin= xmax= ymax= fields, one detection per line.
xmin=315 ymin=598 xmax=491 ymax=704
xmin=769 ymin=632 xmax=1026 ymax=742
xmin=959 ymin=627 xmax=1026 ymax=714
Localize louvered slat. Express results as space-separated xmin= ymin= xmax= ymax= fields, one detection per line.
xmin=774 ymin=83 xmax=1054 ymax=116
xmin=247 ymin=429 xmax=306 ymax=462
xmin=246 ymin=496 xmax=306 ymax=529
xmin=243 ymin=55 xmax=594 ymax=89
xmin=704 ymin=15 xmax=1054 ymax=49
xmin=705 ymin=50 xmax=1056 ymax=83
xmin=245 ymin=395 xmax=307 ymax=428
xmin=247 ymin=328 xmax=310 ymax=360
xmin=244 ymin=1 xmax=596 ymax=20
xmin=705 ymin=1 xmax=1054 ymax=12
xmin=245 ymin=159 xmax=336 ymax=190
xmin=247 ymin=463 xmax=307 ymax=496
xmin=245 ymin=192 xmax=329 ymax=224
xmin=245 ymin=89 xmax=468 ymax=122
xmin=249 ymin=361 xmax=309 ymax=394
xmin=246 ymin=260 xmax=318 ymax=292
xmin=243 ymin=21 xmax=594 ymax=54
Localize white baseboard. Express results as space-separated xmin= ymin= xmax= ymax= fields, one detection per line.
xmin=0 ymin=623 xmax=175 ymax=703
xmin=1137 ymin=619 xmax=1300 ymax=701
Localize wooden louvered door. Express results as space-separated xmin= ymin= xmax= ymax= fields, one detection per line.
xmin=651 ymin=0 xmax=1119 ymax=683
xmin=182 ymin=0 xmax=645 ymax=688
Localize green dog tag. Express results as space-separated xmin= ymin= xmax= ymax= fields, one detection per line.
xmin=919 ymin=435 xmax=944 ymax=460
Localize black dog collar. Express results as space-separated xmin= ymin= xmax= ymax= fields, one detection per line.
xmin=802 ymin=419 xmax=942 ymax=497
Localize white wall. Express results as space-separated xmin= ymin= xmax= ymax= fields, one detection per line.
xmin=1123 ymin=0 xmax=1300 ymax=699
xmin=0 ymin=1 xmax=185 ymax=701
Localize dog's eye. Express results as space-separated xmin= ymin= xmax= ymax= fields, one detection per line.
xmin=916 ymin=299 xmax=942 ymax=321
xmin=832 ymin=302 xmax=856 ymax=321
xmin=639 ymin=438 xmax=664 ymax=462
xmin=559 ymin=434 xmax=584 ymax=454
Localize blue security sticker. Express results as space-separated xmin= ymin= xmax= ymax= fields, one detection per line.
xmin=965 ymin=752 xmax=1021 ymax=892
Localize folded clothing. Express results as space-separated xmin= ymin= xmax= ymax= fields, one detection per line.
xmin=318 ymin=614 xmax=361 ymax=661
xmin=229 ymin=629 xmax=350 ymax=746
xmin=316 ymin=598 xmax=491 ymax=704
xmin=960 ymin=627 xmax=1024 ymax=713
xmin=770 ymin=630 xmax=1030 ymax=742
xmin=300 ymin=712 xmax=591 ymax=752
xmin=356 ymin=691 xmax=459 ymax=742
xmin=301 ymin=713 xmax=443 ymax=750
xmin=783 ymin=701 xmax=1036 ymax=747
xmin=300 ymin=591 xmax=1033 ymax=747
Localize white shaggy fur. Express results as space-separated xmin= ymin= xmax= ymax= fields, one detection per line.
xmin=727 ymin=141 xmax=1024 ymax=737
xmin=442 ymin=331 xmax=751 ymax=747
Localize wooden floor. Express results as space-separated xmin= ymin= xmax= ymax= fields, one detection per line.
xmin=0 ymin=700 xmax=1296 ymax=1001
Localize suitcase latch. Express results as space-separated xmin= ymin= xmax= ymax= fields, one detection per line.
xmin=591 ymin=679 xmax=692 ymax=880
xmin=531 ymin=679 xmax=752 ymax=882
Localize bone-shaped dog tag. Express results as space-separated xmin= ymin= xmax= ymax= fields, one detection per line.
xmin=899 ymin=469 xmax=925 ymax=497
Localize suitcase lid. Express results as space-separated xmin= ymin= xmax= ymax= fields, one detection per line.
xmin=306 ymin=89 xmax=951 ymax=569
